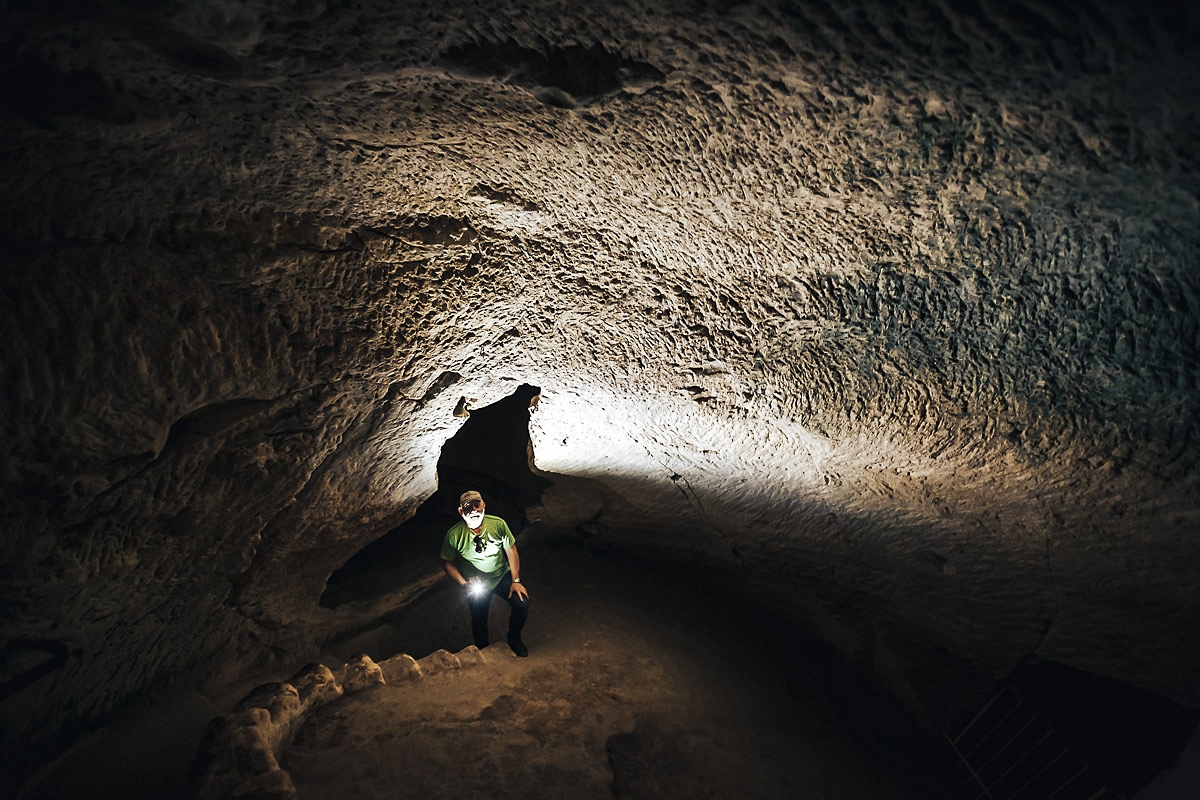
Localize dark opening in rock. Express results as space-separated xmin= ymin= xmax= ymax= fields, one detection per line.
xmin=319 ymin=384 xmax=549 ymax=608
xmin=1009 ymin=660 xmax=1200 ymax=797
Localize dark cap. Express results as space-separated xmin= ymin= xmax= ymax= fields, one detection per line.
xmin=459 ymin=490 xmax=484 ymax=508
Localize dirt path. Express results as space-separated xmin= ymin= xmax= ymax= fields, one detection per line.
xmin=289 ymin=545 xmax=929 ymax=799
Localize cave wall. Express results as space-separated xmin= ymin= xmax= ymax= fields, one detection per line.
xmin=1 ymin=0 xmax=1198 ymax=778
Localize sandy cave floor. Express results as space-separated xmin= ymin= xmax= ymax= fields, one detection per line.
xmin=16 ymin=543 xmax=946 ymax=799
xmin=290 ymin=544 xmax=940 ymax=800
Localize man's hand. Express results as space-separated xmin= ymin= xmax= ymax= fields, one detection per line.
xmin=508 ymin=579 xmax=529 ymax=601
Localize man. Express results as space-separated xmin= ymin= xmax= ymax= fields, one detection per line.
xmin=440 ymin=490 xmax=530 ymax=657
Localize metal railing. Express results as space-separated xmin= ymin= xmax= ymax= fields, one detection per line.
xmin=944 ymin=685 xmax=1123 ymax=800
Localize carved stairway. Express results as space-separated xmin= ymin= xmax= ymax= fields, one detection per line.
xmin=189 ymin=645 xmax=495 ymax=800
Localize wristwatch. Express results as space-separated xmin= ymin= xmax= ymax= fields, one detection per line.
xmin=513 ymin=578 xmax=521 ymax=583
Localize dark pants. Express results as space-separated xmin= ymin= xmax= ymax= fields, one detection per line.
xmin=466 ymin=572 xmax=529 ymax=649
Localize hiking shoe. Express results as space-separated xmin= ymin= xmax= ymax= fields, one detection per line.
xmin=507 ymin=636 xmax=528 ymax=657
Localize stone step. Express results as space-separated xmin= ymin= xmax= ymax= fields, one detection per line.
xmin=382 ymin=643 xmax=491 ymax=681
xmin=191 ymin=644 xmax=492 ymax=798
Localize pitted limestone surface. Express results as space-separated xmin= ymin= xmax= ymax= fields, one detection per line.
xmin=1 ymin=0 xmax=1198 ymax=787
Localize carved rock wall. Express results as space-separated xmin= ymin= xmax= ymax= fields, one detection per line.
xmin=1 ymin=0 xmax=1197 ymax=782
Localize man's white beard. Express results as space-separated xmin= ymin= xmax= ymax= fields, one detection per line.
xmin=463 ymin=511 xmax=484 ymax=528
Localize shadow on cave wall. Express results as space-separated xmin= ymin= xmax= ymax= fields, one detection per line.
xmin=319 ymin=384 xmax=549 ymax=608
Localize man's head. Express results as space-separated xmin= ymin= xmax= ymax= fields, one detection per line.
xmin=459 ymin=490 xmax=485 ymax=528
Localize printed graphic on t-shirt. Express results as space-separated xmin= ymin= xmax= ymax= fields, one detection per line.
xmin=472 ymin=533 xmax=501 ymax=557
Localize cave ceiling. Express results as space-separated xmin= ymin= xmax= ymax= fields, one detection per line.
xmin=1 ymin=0 xmax=1198 ymax=772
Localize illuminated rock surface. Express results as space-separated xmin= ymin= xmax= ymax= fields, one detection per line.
xmin=1 ymin=0 xmax=1198 ymax=795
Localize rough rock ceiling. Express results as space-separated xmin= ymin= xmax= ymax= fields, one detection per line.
xmin=1 ymin=0 xmax=1198 ymax=780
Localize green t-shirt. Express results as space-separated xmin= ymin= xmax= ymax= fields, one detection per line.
xmin=440 ymin=515 xmax=515 ymax=591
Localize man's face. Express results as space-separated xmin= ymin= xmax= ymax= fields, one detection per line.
xmin=461 ymin=499 xmax=485 ymax=528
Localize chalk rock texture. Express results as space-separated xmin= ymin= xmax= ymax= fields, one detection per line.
xmin=193 ymin=646 xmax=488 ymax=800
xmin=339 ymin=654 xmax=385 ymax=695
xmin=379 ymin=653 xmax=422 ymax=684
xmin=190 ymin=708 xmax=292 ymax=800
xmin=1 ymin=0 xmax=1198 ymax=784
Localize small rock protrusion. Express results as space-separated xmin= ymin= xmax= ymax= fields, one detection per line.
xmin=457 ymin=645 xmax=486 ymax=666
xmin=417 ymin=648 xmax=462 ymax=675
xmin=341 ymin=654 xmax=385 ymax=693
xmin=380 ymin=653 xmax=421 ymax=683
xmin=289 ymin=663 xmax=342 ymax=709
xmin=232 ymin=683 xmax=302 ymax=751
xmin=190 ymin=708 xmax=281 ymax=800
xmin=697 ymin=359 xmax=729 ymax=375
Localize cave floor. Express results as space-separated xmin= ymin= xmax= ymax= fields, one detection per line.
xmin=289 ymin=544 xmax=935 ymax=800
xmin=18 ymin=544 xmax=941 ymax=799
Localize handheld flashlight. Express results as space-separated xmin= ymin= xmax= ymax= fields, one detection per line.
xmin=468 ymin=581 xmax=485 ymax=597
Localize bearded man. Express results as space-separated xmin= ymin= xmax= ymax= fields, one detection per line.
xmin=440 ymin=490 xmax=530 ymax=657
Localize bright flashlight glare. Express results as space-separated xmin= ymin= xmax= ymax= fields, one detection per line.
xmin=469 ymin=582 xmax=485 ymax=597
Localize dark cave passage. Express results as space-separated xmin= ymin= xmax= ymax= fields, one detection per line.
xmin=1001 ymin=661 xmax=1200 ymax=798
xmin=309 ymin=377 xmax=1199 ymax=799
xmin=320 ymin=384 xmax=549 ymax=609
xmin=3 ymin=0 xmax=1199 ymax=794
